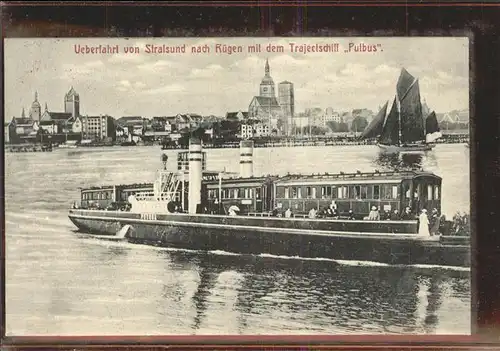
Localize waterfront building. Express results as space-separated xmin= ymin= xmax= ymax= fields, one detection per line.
xmin=226 ymin=111 xmax=249 ymax=121
xmin=323 ymin=107 xmax=341 ymax=126
xmin=64 ymin=86 xmax=80 ymax=118
xmin=253 ymin=123 xmax=271 ymax=137
xmin=240 ymin=124 xmax=254 ymax=139
xmin=6 ymin=113 xmax=40 ymax=143
xmin=439 ymin=109 xmax=470 ymax=125
xmin=116 ymin=116 xmax=144 ymax=127
xmin=81 ymin=115 xmax=116 ymax=141
xmin=40 ymin=104 xmax=73 ymax=134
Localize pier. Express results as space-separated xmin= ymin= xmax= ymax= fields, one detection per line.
xmin=6 ymin=143 xmax=53 ymax=153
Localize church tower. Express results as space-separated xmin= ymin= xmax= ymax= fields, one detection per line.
xmin=65 ymin=86 xmax=80 ymax=118
xmin=29 ymin=91 xmax=41 ymax=121
xmin=259 ymin=59 xmax=275 ymax=98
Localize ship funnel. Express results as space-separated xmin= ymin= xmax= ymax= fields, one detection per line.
xmin=239 ymin=140 xmax=254 ymax=178
xmin=188 ymin=137 xmax=203 ymax=214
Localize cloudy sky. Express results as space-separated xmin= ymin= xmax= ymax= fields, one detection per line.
xmin=4 ymin=37 xmax=468 ymax=120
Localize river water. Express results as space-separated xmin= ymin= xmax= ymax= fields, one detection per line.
xmin=4 ymin=144 xmax=471 ymax=335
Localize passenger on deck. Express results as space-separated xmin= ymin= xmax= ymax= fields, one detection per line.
xmin=348 ymin=209 xmax=356 ymax=220
xmin=285 ymin=208 xmax=292 ymax=218
xmin=308 ymin=207 xmax=317 ymax=219
xmin=368 ymin=206 xmax=380 ymax=220
xmin=429 ymin=208 xmax=441 ymax=236
xmin=382 ymin=209 xmax=391 ymax=220
xmin=400 ymin=206 xmax=413 ymax=220
xmin=390 ymin=209 xmax=400 ymax=221
xmin=228 ymin=208 xmax=238 ymax=216
xmin=418 ymin=209 xmax=431 ymax=237
xmin=328 ymin=201 xmax=339 ymax=218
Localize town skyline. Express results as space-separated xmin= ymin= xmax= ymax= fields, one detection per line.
xmin=5 ymin=37 xmax=469 ymax=120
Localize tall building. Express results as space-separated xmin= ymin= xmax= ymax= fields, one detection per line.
xmin=29 ymin=91 xmax=41 ymax=121
xmin=65 ymin=86 xmax=80 ymax=118
xmin=82 ymin=115 xmax=115 ymax=141
xmin=259 ymin=59 xmax=275 ymax=98
xmin=278 ymin=81 xmax=294 ymax=136
xmin=248 ymin=59 xmax=285 ymax=132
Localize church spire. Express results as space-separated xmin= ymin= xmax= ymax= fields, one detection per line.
xmin=35 ymin=91 xmax=38 ymax=102
xmin=21 ymin=108 xmax=25 ymax=118
xmin=265 ymin=58 xmax=270 ymax=76
xmin=45 ymin=102 xmax=48 ymax=112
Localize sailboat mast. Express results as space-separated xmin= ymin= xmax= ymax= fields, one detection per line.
xmin=397 ymin=97 xmax=402 ymax=146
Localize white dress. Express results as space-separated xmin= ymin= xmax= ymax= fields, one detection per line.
xmin=418 ymin=213 xmax=430 ymax=236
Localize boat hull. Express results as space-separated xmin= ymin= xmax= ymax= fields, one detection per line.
xmin=378 ymin=143 xmax=435 ymax=153
xmin=68 ymin=210 xmax=470 ymax=267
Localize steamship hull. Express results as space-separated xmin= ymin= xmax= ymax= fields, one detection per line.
xmin=68 ymin=209 xmax=470 ymax=267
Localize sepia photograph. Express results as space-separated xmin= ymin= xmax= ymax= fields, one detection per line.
xmin=4 ymin=37 xmax=470 ymax=336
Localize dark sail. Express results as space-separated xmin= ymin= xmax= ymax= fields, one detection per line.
xmin=425 ymin=111 xmax=440 ymax=134
xmin=359 ymin=101 xmax=388 ymax=139
xmin=399 ymin=80 xmax=425 ymax=144
xmin=425 ymin=111 xmax=442 ymax=143
xmin=379 ymin=97 xmax=400 ymax=145
xmin=396 ymin=68 xmax=416 ymax=102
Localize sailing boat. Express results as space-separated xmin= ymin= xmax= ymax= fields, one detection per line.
xmin=360 ymin=68 xmax=442 ymax=153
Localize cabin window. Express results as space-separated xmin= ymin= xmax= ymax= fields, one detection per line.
xmin=403 ymin=183 xmax=411 ymax=199
xmin=321 ymin=186 xmax=332 ymax=198
xmin=373 ymin=185 xmax=380 ymax=199
xmin=291 ymin=187 xmax=298 ymax=199
xmin=244 ymin=188 xmax=250 ymax=199
xmin=382 ymin=185 xmax=393 ymax=200
xmin=353 ymin=186 xmax=360 ymax=199
xmin=427 ymin=185 xmax=433 ymax=200
xmin=338 ymin=186 xmax=347 ymax=199
xmin=284 ymin=187 xmax=290 ymax=199
xmin=392 ymin=186 xmax=399 ymax=199
xmin=360 ymin=186 xmax=368 ymax=199
xmin=414 ymin=184 xmax=420 ymax=199
xmin=297 ymin=187 xmax=302 ymax=199
xmin=434 ymin=186 xmax=440 ymax=200
xmin=234 ymin=189 xmax=239 ymax=199
xmin=306 ymin=187 xmax=316 ymax=199
xmin=256 ymin=188 xmax=261 ymax=199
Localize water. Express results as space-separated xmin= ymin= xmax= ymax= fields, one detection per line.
xmin=4 ymin=144 xmax=471 ymax=335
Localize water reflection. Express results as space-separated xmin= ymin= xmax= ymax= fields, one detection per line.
xmin=166 ymin=251 xmax=467 ymax=334
xmin=373 ymin=152 xmax=425 ymax=171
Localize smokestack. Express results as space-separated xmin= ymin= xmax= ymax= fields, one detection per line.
xmin=239 ymin=140 xmax=254 ymax=178
xmin=188 ymin=137 xmax=203 ymax=214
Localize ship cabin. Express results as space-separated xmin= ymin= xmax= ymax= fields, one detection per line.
xmin=273 ymin=170 xmax=442 ymax=219
xmin=202 ymin=175 xmax=278 ymax=215
xmin=79 ymin=183 xmax=153 ymax=210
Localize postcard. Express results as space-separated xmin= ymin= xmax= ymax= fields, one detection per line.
xmin=4 ymin=37 xmax=470 ymax=336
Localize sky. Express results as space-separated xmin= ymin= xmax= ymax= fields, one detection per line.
xmin=4 ymin=37 xmax=469 ymax=120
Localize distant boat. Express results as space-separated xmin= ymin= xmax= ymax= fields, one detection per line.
xmin=360 ymin=68 xmax=442 ymax=153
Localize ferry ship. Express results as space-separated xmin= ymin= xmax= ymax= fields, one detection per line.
xmin=68 ymin=139 xmax=470 ymax=267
